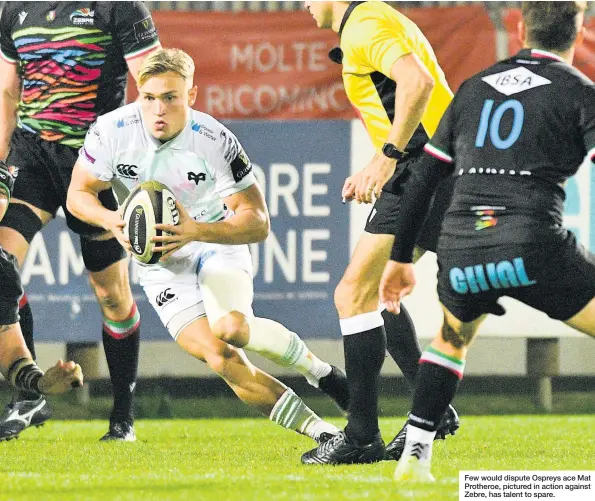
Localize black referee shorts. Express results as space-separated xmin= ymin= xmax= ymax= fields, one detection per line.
xmin=364 ymin=154 xmax=455 ymax=252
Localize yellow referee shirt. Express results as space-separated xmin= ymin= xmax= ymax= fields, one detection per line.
xmin=336 ymin=1 xmax=453 ymax=152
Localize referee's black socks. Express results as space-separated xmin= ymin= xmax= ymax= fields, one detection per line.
xmin=340 ymin=311 xmax=386 ymax=444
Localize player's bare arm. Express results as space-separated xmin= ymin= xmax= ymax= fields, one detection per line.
xmin=153 ymin=183 xmax=270 ymax=260
xmin=66 ymin=161 xmax=130 ymax=252
xmin=0 ymin=59 xmax=20 ymax=162
xmin=343 ymin=53 xmax=435 ymax=203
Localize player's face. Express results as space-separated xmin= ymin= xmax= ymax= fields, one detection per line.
xmin=139 ymin=72 xmax=197 ymax=141
xmin=304 ymin=1 xmax=334 ymax=29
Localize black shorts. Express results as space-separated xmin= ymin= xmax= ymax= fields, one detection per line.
xmin=0 ymin=247 xmax=23 ymax=325
xmin=437 ymin=230 xmax=595 ymax=322
xmin=7 ymin=127 xmax=118 ymax=237
xmin=364 ymin=157 xmax=455 ymax=252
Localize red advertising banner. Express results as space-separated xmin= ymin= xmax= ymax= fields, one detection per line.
xmin=129 ymin=6 xmax=496 ymax=120
xmin=504 ymin=9 xmax=595 ymax=79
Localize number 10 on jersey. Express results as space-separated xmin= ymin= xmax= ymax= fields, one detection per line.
xmin=475 ymin=99 xmax=524 ymax=150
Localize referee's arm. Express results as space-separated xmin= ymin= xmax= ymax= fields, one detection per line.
xmin=384 ymin=53 xmax=435 ymax=153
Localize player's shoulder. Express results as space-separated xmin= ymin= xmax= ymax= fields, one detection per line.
xmin=94 ymin=103 xmax=142 ymax=141
xmin=95 ymin=1 xmax=147 ymax=18
xmin=187 ymin=109 xmax=230 ymax=148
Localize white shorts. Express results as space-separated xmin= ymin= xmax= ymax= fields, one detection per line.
xmin=137 ymin=241 xmax=254 ymax=340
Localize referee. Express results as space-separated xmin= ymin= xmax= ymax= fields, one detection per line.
xmin=303 ymin=0 xmax=459 ymax=465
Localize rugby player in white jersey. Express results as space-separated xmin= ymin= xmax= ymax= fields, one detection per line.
xmin=66 ymin=48 xmax=349 ymax=441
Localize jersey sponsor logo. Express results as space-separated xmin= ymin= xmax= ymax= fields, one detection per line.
xmin=116 ymin=164 xmax=138 ymax=180
xmin=187 ymin=172 xmax=207 ymax=185
xmin=190 ymin=121 xmax=216 ymax=141
xmin=156 ymin=288 xmax=176 ymax=307
xmin=46 ymin=10 xmax=56 ymax=22
xmin=481 ymin=67 xmax=551 ymax=96
xmin=116 ymin=116 xmax=140 ymax=128
xmin=230 ymin=150 xmax=252 ymax=183
xmin=18 ymin=11 xmax=28 ymax=25
xmin=134 ymin=16 xmax=157 ymax=43
xmin=449 ymin=257 xmax=536 ymax=295
xmin=69 ymin=8 xmax=95 ymax=25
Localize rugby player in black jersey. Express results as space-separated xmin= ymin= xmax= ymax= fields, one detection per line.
xmin=379 ymin=1 xmax=594 ymax=482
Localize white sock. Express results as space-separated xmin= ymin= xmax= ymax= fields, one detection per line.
xmin=246 ymin=317 xmax=331 ymax=387
xmin=402 ymin=424 xmax=436 ymax=464
xmin=269 ymin=389 xmax=339 ymax=441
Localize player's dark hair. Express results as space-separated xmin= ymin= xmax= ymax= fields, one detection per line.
xmin=522 ymin=1 xmax=587 ymax=52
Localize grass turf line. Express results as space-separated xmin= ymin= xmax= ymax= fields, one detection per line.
xmin=0 ymin=416 xmax=593 ymax=501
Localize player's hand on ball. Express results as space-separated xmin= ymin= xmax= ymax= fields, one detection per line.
xmin=379 ymin=260 xmax=416 ymax=314
xmin=105 ymin=210 xmax=131 ymax=253
xmin=153 ymin=201 xmax=195 ymax=261
xmin=38 ymin=359 xmax=84 ymax=395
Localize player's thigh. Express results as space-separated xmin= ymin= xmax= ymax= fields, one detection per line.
xmin=434 ymin=304 xmax=486 ymax=353
xmin=341 ymin=231 xmax=394 ymax=289
xmin=140 ymin=261 xmax=206 ymax=341
xmin=197 ymin=244 xmax=255 ymax=326
xmin=565 ymin=297 xmax=595 ymax=337
xmin=5 ymin=129 xmax=62 ymax=219
xmin=81 ymin=233 xmax=127 ymax=276
xmin=175 ymin=316 xmax=220 ymax=362
xmin=513 ymin=232 xmax=595 ymax=323
xmin=436 ymin=248 xmax=507 ymax=329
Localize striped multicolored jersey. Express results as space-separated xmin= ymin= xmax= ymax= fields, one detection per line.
xmin=0 ymin=2 xmax=160 ymax=148
xmin=333 ymin=1 xmax=453 ymax=153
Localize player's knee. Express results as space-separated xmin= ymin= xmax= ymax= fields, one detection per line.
xmin=334 ymin=278 xmax=376 ymax=317
xmin=204 ymin=343 xmax=240 ymax=376
xmin=88 ymin=274 xmax=128 ymax=312
xmin=211 ymin=311 xmax=250 ymax=347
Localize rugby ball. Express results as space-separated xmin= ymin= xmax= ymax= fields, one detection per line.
xmin=121 ymin=181 xmax=180 ymax=264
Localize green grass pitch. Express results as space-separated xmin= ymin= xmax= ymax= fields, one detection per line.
xmin=0 ymin=416 xmax=593 ymax=501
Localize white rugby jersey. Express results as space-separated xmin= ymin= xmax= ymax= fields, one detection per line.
xmin=78 ymin=102 xmax=256 ymax=223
